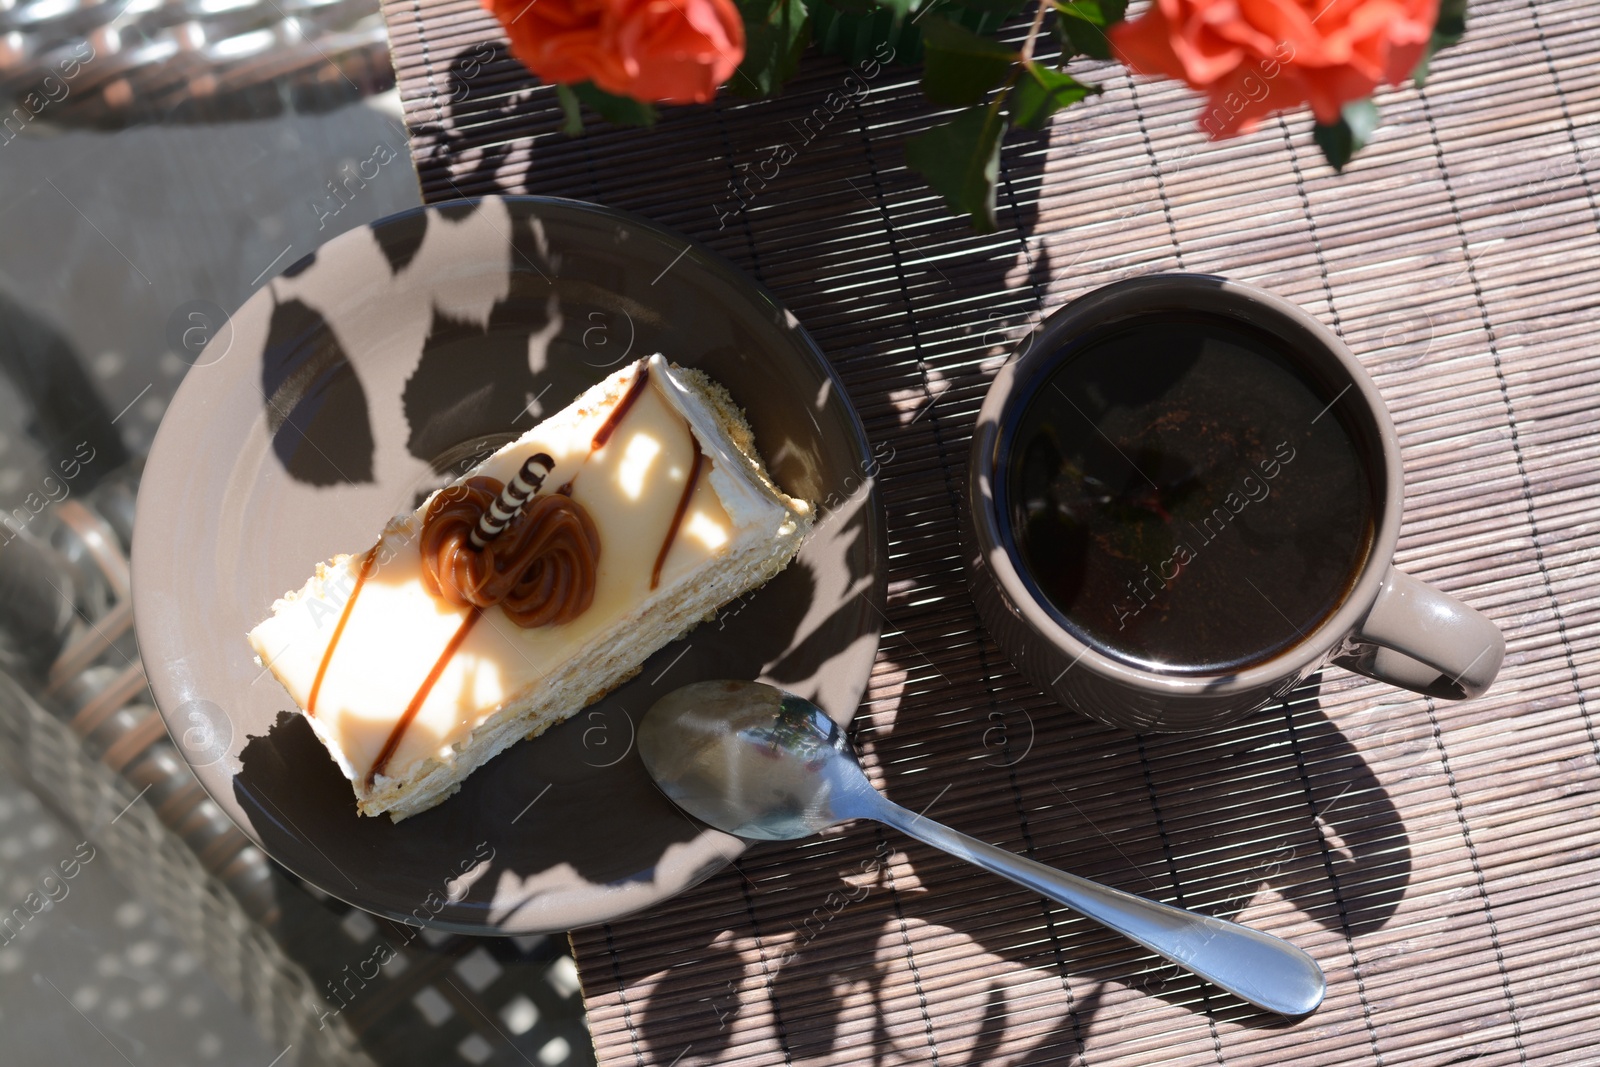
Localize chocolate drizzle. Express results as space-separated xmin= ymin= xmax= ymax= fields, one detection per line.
xmin=652 ymin=436 xmax=703 ymax=590
xmin=591 ymin=362 xmax=650 ymax=450
xmin=419 ymin=477 xmax=600 ymax=628
xmin=366 ymin=607 xmax=483 ymax=786
xmin=306 ymin=545 xmax=379 ymax=716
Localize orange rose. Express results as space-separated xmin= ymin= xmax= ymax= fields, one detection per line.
xmin=484 ymin=0 xmax=745 ymax=105
xmin=1109 ymin=0 xmax=1438 ymax=138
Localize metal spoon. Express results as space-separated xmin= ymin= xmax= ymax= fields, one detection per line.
xmin=639 ymin=680 xmax=1326 ymax=1018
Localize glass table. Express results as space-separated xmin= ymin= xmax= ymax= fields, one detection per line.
xmin=0 ymin=3 xmax=595 ymax=1062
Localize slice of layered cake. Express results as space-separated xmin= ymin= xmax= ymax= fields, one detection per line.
xmin=249 ymin=355 xmax=812 ymax=820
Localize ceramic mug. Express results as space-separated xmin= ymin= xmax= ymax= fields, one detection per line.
xmin=963 ymin=273 xmax=1505 ymax=733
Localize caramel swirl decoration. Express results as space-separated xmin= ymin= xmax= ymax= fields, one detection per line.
xmin=419 ymin=454 xmax=601 ymax=628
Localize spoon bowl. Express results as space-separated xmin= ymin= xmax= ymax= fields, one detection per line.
xmin=641 ymin=680 xmax=1327 ymax=1018
xmin=639 ymin=679 xmax=872 ymax=840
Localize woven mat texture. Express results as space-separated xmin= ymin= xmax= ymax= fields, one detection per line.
xmin=381 ymin=0 xmax=1600 ymax=1062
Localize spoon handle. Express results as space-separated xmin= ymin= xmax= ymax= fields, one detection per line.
xmin=866 ymin=794 xmax=1325 ymax=1017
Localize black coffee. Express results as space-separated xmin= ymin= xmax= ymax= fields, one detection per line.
xmin=1005 ymin=314 xmax=1375 ymax=673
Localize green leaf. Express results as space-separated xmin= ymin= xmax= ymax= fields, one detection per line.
xmin=1413 ymin=0 xmax=1467 ymax=85
xmin=812 ymin=2 xmax=909 ymax=63
xmin=941 ymin=0 xmax=1028 ymax=17
xmin=905 ymin=105 xmax=1008 ymax=231
xmin=811 ymin=0 xmax=1003 ymax=65
xmin=1009 ymin=64 xmax=1096 ymax=130
xmin=1433 ymin=0 xmax=1467 ymax=45
xmin=920 ymin=14 xmax=1016 ymax=106
xmin=872 ymin=0 xmax=916 ymax=20
xmin=555 ymin=84 xmax=585 ymax=137
xmin=1054 ymin=0 xmax=1127 ymax=60
xmin=730 ymin=0 xmax=812 ymax=98
xmin=569 ymin=82 xmax=657 ymax=128
xmin=943 ymin=2 xmax=1013 ymax=33
xmin=1312 ymin=98 xmax=1380 ymax=173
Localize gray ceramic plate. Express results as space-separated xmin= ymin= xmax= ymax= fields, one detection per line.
xmin=133 ymin=197 xmax=885 ymax=933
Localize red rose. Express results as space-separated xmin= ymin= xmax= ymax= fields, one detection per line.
xmin=1110 ymin=0 xmax=1439 ymax=138
xmin=484 ymin=0 xmax=745 ymax=105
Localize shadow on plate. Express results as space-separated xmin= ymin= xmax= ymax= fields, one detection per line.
xmin=230 ymin=198 xmax=885 ymax=932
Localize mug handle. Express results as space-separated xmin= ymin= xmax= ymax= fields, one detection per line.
xmin=1331 ymin=567 xmax=1505 ymax=700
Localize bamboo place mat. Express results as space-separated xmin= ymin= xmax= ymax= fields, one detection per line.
xmin=380 ymin=0 xmax=1600 ymax=1062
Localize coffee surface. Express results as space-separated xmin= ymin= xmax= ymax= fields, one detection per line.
xmin=1006 ymin=315 xmax=1375 ymax=673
